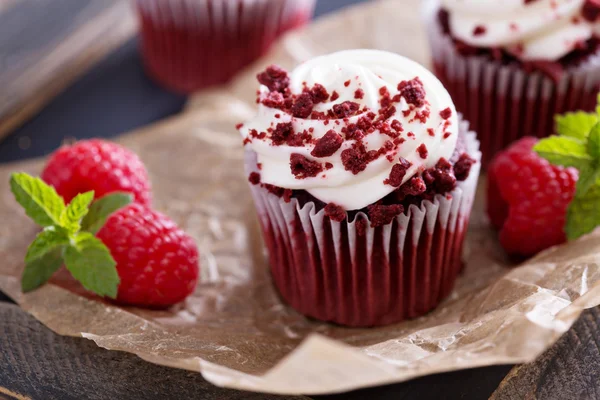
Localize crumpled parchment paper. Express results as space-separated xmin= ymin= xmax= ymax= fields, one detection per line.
xmin=1 ymin=0 xmax=600 ymax=395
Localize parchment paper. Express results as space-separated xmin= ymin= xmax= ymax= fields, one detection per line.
xmin=1 ymin=0 xmax=600 ymax=395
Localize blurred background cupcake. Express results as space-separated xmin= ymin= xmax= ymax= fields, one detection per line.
xmin=240 ymin=50 xmax=481 ymax=327
xmin=135 ymin=0 xmax=316 ymax=93
xmin=425 ymin=0 xmax=600 ymax=166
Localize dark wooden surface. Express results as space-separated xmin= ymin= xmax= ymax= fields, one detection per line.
xmin=0 ymin=0 xmax=136 ymax=138
xmin=1 ymin=0 xmax=600 ymax=398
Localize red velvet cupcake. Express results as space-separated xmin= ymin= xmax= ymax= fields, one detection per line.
xmin=425 ymin=0 xmax=600 ymax=166
xmin=135 ymin=0 xmax=316 ymax=93
xmin=239 ymin=50 xmax=481 ymax=327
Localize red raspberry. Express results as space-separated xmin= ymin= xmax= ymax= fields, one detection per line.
xmin=41 ymin=139 xmax=151 ymax=206
xmin=97 ymin=204 xmax=200 ymax=307
xmin=487 ymin=137 xmax=578 ymax=257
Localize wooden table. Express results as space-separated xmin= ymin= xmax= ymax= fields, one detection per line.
xmin=1 ymin=0 xmax=599 ymax=399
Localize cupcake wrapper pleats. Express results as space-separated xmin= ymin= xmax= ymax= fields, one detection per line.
xmin=246 ymin=118 xmax=481 ymax=327
xmin=135 ymin=0 xmax=316 ymax=93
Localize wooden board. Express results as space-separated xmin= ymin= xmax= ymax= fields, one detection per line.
xmin=0 ymin=0 xmax=137 ymax=139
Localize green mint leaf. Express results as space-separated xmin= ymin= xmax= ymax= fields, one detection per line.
xmin=574 ymin=165 xmax=600 ymax=199
xmin=588 ymin=123 xmax=600 ymax=159
xmin=60 ymin=191 xmax=94 ymax=233
xmin=10 ymin=173 xmax=65 ymax=227
xmin=534 ymin=136 xmax=593 ymax=170
xmin=596 ymin=93 xmax=600 ymax=117
xmin=556 ymin=112 xmax=598 ymax=140
xmin=81 ymin=192 xmax=132 ymax=234
xmin=21 ymin=248 xmax=64 ymax=292
xmin=25 ymin=227 xmax=69 ymax=264
xmin=64 ymin=232 xmax=119 ymax=299
xmin=565 ymin=185 xmax=600 ymax=241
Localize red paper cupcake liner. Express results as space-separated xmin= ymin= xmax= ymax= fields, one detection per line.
xmin=246 ymin=120 xmax=481 ymax=327
xmin=424 ymin=1 xmax=600 ymax=167
xmin=135 ymin=0 xmax=316 ymax=93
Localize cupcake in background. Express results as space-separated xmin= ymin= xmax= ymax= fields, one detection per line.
xmin=135 ymin=0 xmax=316 ymax=93
xmin=239 ymin=50 xmax=481 ymax=327
xmin=426 ymin=0 xmax=600 ymax=166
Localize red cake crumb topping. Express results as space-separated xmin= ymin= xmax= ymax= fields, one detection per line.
xmin=257 ymin=65 xmax=290 ymax=92
xmin=324 ymin=203 xmax=347 ymax=222
xmin=368 ymin=204 xmax=404 ymax=227
xmin=473 ymin=25 xmax=487 ymax=36
xmin=261 ymin=91 xmax=285 ymax=108
xmin=417 ymin=144 xmax=428 ymax=159
xmin=331 ymin=91 xmax=340 ymax=101
xmin=248 ymin=172 xmax=261 ymax=185
xmin=310 ymin=84 xmax=330 ymax=103
xmin=398 ymin=77 xmax=426 ymax=107
xmin=453 ymin=153 xmax=476 ymax=181
xmin=333 ymin=101 xmax=361 ymax=118
xmin=236 ymin=123 xmax=244 ymax=129
xmin=384 ymin=158 xmax=412 ymax=187
xmin=311 ymin=130 xmax=344 ymax=157
xmin=344 ymin=80 xmax=351 ymax=87
xmin=354 ymin=89 xmax=365 ymax=99
xmin=396 ymin=176 xmax=427 ymax=200
xmin=428 ymin=128 xmax=435 ymax=136
xmin=341 ymin=143 xmax=369 ymax=174
xmin=271 ymin=122 xmax=294 ymax=145
xmin=290 ymin=154 xmax=323 ymax=178
xmin=291 ymin=93 xmax=314 ymax=118
xmin=440 ymin=107 xmax=452 ymax=119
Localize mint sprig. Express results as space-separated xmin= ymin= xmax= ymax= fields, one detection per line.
xmin=10 ymin=173 xmax=132 ymax=296
xmin=534 ymin=94 xmax=600 ymax=241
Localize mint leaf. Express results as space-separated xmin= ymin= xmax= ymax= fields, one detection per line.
xmin=574 ymin=165 xmax=600 ymax=199
xmin=60 ymin=191 xmax=94 ymax=233
xmin=25 ymin=227 xmax=69 ymax=263
xmin=565 ymin=185 xmax=600 ymax=240
xmin=81 ymin=192 xmax=132 ymax=234
xmin=64 ymin=232 xmax=119 ymax=298
xmin=534 ymin=136 xmax=593 ymax=170
xmin=556 ymin=112 xmax=598 ymax=140
xmin=22 ymin=248 xmax=64 ymax=292
xmin=10 ymin=173 xmax=65 ymax=227
xmin=588 ymin=123 xmax=600 ymax=159
xmin=596 ymin=92 xmax=600 ymax=117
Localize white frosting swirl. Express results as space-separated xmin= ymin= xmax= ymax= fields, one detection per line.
xmin=240 ymin=49 xmax=458 ymax=210
xmin=441 ymin=0 xmax=598 ymax=61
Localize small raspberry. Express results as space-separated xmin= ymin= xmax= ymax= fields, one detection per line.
xmin=487 ymin=137 xmax=578 ymax=257
xmin=41 ymin=139 xmax=151 ymax=205
xmin=96 ymin=204 xmax=200 ymax=307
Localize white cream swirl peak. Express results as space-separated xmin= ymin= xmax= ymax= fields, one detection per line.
xmin=441 ymin=0 xmax=600 ymax=61
xmin=239 ymin=49 xmax=458 ymax=210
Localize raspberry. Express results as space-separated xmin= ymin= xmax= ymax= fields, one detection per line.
xmin=97 ymin=204 xmax=199 ymax=307
xmin=41 ymin=139 xmax=151 ymax=206
xmin=487 ymin=137 xmax=578 ymax=257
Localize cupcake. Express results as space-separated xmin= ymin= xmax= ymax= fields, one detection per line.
xmin=135 ymin=0 xmax=316 ymax=93
xmin=426 ymin=0 xmax=600 ymax=166
xmin=239 ymin=49 xmax=481 ymax=327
